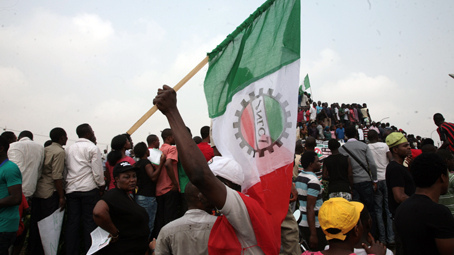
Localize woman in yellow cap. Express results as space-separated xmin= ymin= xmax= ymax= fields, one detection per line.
xmin=301 ymin=197 xmax=386 ymax=255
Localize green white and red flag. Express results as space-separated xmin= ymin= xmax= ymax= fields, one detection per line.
xmin=203 ymin=0 xmax=300 ymax=253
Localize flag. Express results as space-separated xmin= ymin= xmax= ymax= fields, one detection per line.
xmin=304 ymin=73 xmax=311 ymax=90
xmin=204 ymin=0 xmax=300 ymax=253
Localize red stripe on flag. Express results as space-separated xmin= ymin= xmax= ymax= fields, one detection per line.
xmin=244 ymin=163 xmax=293 ymax=251
xmin=241 ymin=104 xmax=257 ymax=150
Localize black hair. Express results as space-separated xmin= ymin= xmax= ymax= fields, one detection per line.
xmin=50 ymin=127 xmax=66 ymax=143
xmin=345 ymin=125 xmax=357 ymax=139
xmin=1 ymin=131 xmax=16 ymax=144
xmin=433 ymin=113 xmax=444 ymax=123
xmin=146 ymin=134 xmax=158 ymax=145
xmin=193 ymin=136 xmax=202 ymax=144
xmin=328 ymin=139 xmax=340 ymax=151
xmin=107 ymin=134 xmax=128 ymax=166
xmin=411 ymin=153 xmax=447 ymax=188
xmin=200 ymin=126 xmax=210 ymax=139
xmin=76 ymin=123 xmax=91 ymax=138
xmin=300 ymin=151 xmax=318 ymax=169
xmin=295 ymin=140 xmax=304 ymax=154
xmin=367 ymin=130 xmax=378 ymax=141
xmin=305 ymin=137 xmax=316 ymax=150
xmin=44 ymin=140 xmax=53 ymax=147
xmin=421 ymin=138 xmax=434 ymax=147
xmin=123 ymin=133 xmax=132 ymax=144
xmin=133 ymin=142 xmax=148 ymax=158
xmin=18 ymin=130 xmax=33 ymax=140
xmin=161 ymin=128 xmax=172 ymax=141
xmin=421 ymin=144 xmax=437 ymax=153
xmin=0 ymin=136 xmax=10 ymax=153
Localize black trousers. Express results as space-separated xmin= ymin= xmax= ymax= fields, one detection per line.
xmin=153 ymin=190 xmax=180 ymax=238
xmin=28 ymin=192 xmax=59 ymax=255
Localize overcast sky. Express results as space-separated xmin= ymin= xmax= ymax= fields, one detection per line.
xmin=1 ymin=0 xmax=453 ymax=149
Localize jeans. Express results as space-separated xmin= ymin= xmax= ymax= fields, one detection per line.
xmin=374 ymin=180 xmax=395 ymax=244
xmin=352 ymin=181 xmax=377 ymax=236
xmin=0 ymin=232 xmax=15 ymax=255
xmin=135 ymin=195 xmax=157 ymax=238
xmin=65 ymin=189 xmax=100 ymax=255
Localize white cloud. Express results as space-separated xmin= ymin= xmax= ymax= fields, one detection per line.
xmin=72 ymin=14 xmax=114 ymax=41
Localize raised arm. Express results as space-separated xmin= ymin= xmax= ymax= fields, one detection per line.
xmin=153 ymin=85 xmax=227 ymax=209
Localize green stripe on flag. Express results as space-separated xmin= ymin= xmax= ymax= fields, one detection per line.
xmin=304 ymin=74 xmax=310 ymax=90
xmin=204 ymin=0 xmax=300 ymax=118
xmin=264 ymin=96 xmax=284 ymax=141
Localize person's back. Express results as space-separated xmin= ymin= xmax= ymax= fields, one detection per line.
xmin=8 ymin=131 xmax=44 ymax=198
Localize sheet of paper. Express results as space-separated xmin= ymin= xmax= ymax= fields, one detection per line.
xmin=148 ymin=148 xmax=162 ymax=165
xmin=86 ymin=227 xmax=112 ymax=255
xmin=38 ymin=209 xmax=65 ymax=255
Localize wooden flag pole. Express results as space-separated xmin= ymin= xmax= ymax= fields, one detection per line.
xmin=126 ymin=55 xmax=209 ymax=135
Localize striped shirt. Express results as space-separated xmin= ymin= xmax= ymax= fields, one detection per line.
xmin=437 ymin=122 xmax=454 ymax=153
xmin=295 ymin=171 xmax=323 ymax=228
xmin=439 ymin=172 xmax=454 ymax=216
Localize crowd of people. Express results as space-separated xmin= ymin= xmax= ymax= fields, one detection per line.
xmin=0 ymin=85 xmax=453 ymax=255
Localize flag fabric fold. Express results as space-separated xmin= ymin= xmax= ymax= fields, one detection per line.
xmin=204 ymin=0 xmax=300 ymax=253
xmin=304 ymin=74 xmax=311 ymax=90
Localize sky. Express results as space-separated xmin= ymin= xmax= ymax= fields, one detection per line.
xmin=1 ymin=0 xmax=453 ymax=149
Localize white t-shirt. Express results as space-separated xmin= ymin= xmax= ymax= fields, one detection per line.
xmin=368 ymin=142 xmax=390 ymax=181
xmin=310 ymin=107 xmax=317 ymax=121
xmin=220 ymin=187 xmax=264 ymax=255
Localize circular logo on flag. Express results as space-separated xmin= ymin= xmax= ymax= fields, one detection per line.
xmin=233 ymin=88 xmax=291 ymax=157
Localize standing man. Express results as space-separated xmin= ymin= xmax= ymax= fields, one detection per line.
xmin=338 ymin=126 xmax=378 ymax=235
xmin=0 ymin=136 xmax=22 ymax=254
xmin=8 ymin=130 xmax=44 ymax=199
xmin=296 ymin=151 xmax=326 ymax=251
xmin=385 ymin=132 xmax=415 ymax=254
xmin=394 ymin=153 xmax=454 ymax=254
xmin=28 ymin=127 xmax=68 ymax=254
xmin=310 ymin=102 xmax=317 ymax=122
xmin=154 ymin=129 xmax=180 ymax=237
xmin=434 ymin=113 xmax=454 ymax=154
xmin=368 ymin=130 xmax=394 ymax=245
xmin=65 ymin=124 xmax=105 ymax=255
xmin=197 ymin=126 xmax=214 ymax=162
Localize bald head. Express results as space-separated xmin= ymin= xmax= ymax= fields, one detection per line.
xmin=184 ymin=182 xmax=213 ymax=212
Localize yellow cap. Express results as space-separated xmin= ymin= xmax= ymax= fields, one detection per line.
xmin=318 ymin=198 xmax=364 ymax=241
xmin=386 ymin=132 xmax=408 ymax=148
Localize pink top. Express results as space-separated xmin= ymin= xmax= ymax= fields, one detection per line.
xmin=106 ymin=156 xmax=135 ymax=190
xmin=156 ymin=143 xmax=179 ymax=196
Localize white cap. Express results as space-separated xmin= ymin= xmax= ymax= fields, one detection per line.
xmin=208 ymin=156 xmax=244 ymax=187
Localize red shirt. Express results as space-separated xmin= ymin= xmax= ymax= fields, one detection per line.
xmin=157 ymin=144 xmax=179 ymax=196
xmin=17 ymin=193 xmax=29 ymax=236
xmin=106 ymin=156 xmax=136 ymax=190
xmin=197 ymin=142 xmax=214 ymax=162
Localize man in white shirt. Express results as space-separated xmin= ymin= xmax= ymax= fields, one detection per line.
xmin=367 ymin=130 xmax=394 ymax=245
xmin=64 ymin=123 xmax=105 ymax=255
xmin=310 ymin=102 xmax=317 ymax=122
xmin=8 ymin=130 xmax=44 ymax=199
xmin=156 ymin=182 xmax=217 ymax=255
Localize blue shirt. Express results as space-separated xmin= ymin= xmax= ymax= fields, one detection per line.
xmin=336 ymin=128 xmax=345 ymax=140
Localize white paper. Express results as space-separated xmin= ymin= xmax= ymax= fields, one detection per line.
xmin=148 ymin=148 xmax=162 ymax=165
xmin=86 ymin=227 xmax=112 ymax=255
xmin=38 ymin=209 xmax=65 ymax=255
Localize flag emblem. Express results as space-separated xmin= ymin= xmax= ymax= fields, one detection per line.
xmin=233 ymin=88 xmax=292 ymax=158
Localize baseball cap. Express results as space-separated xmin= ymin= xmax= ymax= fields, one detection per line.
xmin=386 ymin=132 xmax=408 ymax=148
xmin=318 ymin=197 xmax=364 ymax=241
xmin=113 ymin=161 xmax=137 ymax=178
xmin=208 ymin=156 xmax=244 ymax=187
